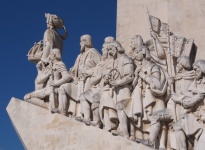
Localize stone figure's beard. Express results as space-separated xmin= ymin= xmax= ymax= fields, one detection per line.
xmin=102 ymin=53 xmax=108 ymax=61
xmin=111 ymin=53 xmax=117 ymax=59
xmin=130 ymin=46 xmax=135 ymax=51
xmin=80 ymin=45 xmax=85 ymax=53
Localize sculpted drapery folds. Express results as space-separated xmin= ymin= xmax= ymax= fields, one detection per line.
xmin=24 ymin=13 xmax=205 ymax=150
xmin=106 ymin=41 xmax=134 ymax=138
xmin=79 ymin=36 xmax=116 ymax=128
xmin=24 ymin=48 xmax=72 ymax=111
xmin=57 ymin=34 xmax=101 ymax=116
xmin=41 ymin=13 xmax=68 ymax=63
xmin=167 ymin=56 xmax=196 ymax=150
xmin=129 ymin=35 xmax=147 ymax=140
xmin=171 ymin=60 xmax=205 ymax=150
xmin=132 ymin=40 xmax=171 ymax=149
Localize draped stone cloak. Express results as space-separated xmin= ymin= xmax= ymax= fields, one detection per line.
xmin=60 ymin=48 xmax=101 ymax=115
xmin=108 ymin=54 xmax=134 ymax=118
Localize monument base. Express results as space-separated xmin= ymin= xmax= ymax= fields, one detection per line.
xmin=7 ymin=97 xmax=154 ymax=150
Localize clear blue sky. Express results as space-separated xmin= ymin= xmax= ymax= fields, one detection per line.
xmin=0 ymin=1 xmax=116 ymax=149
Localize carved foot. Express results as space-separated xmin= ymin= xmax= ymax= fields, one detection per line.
xmin=75 ymin=117 xmax=91 ymax=126
xmin=129 ymin=135 xmax=135 ymax=141
xmin=51 ymin=108 xmax=61 ymax=114
xmin=135 ymin=138 xmax=154 ymax=148
xmin=135 ymin=138 xmax=141 ymax=143
xmin=75 ymin=117 xmax=83 ymax=122
xmin=24 ymin=94 xmax=31 ymax=101
xmin=83 ymin=119 xmax=91 ymax=126
xmin=51 ymin=108 xmax=67 ymax=116
xmin=111 ymin=130 xmax=129 ymax=139
xmin=90 ymin=120 xmax=100 ymax=128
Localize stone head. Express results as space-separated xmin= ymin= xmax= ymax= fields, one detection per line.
xmin=176 ymin=56 xmax=191 ymax=73
xmin=130 ymin=35 xmax=143 ymax=51
xmin=193 ymin=60 xmax=205 ymax=80
xmin=136 ymin=47 xmax=151 ymax=62
xmin=104 ymin=36 xmax=115 ymax=43
xmin=108 ymin=41 xmax=124 ymax=59
xmin=80 ymin=34 xmax=93 ymax=52
xmin=102 ymin=36 xmax=115 ymax=60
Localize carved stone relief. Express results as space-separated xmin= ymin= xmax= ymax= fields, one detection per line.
xmin=24 ymin=13 xmax=205 ymax=150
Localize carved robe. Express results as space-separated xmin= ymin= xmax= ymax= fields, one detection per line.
xmin=99 ymin=85 xmax=118 ymax=131
xmin=25 ymin=61 xmax=70 ymax=109
xmin=174 ymin=70 xmax=196 ymax=120
xmin=41 ymin=61 xmax=70 ymax=96
xmin=60 ymin=48 xmax=101 ymax=115
xmin=173 ymin=77 xmax=205 ymax=146
xmin=133 ymin=61 xmax=169 ymax=133
xmin=107 ymin=54 xmax=134 ymax=118
xmin=183 ymin=78 xmax=205 ymax=122
xmin=43 ymin=29 xmax=63 ymax=53
xmin=143 ymin=62 xmax=169 ymax=117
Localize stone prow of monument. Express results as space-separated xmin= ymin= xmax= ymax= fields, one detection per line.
xmin=7 ymin=98 xmax=154 ymax=150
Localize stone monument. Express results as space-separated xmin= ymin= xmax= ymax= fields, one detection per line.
xmin=7 ymin=1 xmax=205 ymax=150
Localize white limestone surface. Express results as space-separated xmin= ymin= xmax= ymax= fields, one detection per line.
xmin=6 ymin=97 xmax=154 ymax=150
xmin=117 ymin=0 xmax=205 ymax=60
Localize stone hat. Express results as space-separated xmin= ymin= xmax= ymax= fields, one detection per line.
xmin=45 ymin=13 xmax=64 ymax=28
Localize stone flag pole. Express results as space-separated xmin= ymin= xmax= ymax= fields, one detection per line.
xmin=117 ymin=0 xmax=205 ymax=60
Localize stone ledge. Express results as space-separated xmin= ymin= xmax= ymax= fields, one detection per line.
xmin=6 ymin=97 xmax=154 ymax=150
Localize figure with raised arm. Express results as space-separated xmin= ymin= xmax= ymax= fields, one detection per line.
xmin=41 ymin=13 xmax=68 ymax=63
xmin=134 ymin=45 xmax=171 ymax=150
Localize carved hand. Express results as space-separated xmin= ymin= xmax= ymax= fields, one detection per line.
xmin=195 ymin=93 xmax=205 ymax=101
xmin=171 ymin=93 xmax=183 ymax=104
xmin=174 ymin=75 xmax=182 ymax=80
xmin=80 ymin=67 xmax=87 ymax=74
xmin=36 ymin=61 xmax=43 ymax=70
xmin=168 ymin=76 xmax=174 ymax=86
xmin=139 ymin=71 xmax=146 ymax=79
xmin=49 ymin=80 xmax=57 ymax=87
xmin=150 ymin=31 xmax=157 ymax=40
xmin=133 ymin=115 xmax=138 ymax=122
xmin=109 ymin=80 xmax=119 ymax=87
xmin=47 ymin=70 xmax=52 ymax=76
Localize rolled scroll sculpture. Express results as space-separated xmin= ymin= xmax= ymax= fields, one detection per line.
xmin=24 ymin=13 xmax=205 ymax=150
